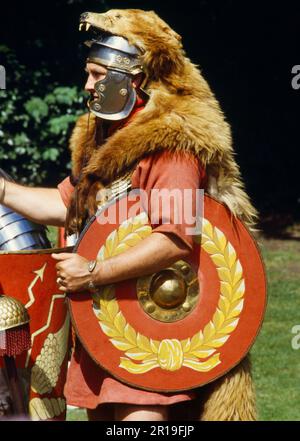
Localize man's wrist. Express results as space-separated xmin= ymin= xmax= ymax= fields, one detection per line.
xmin=87 ymin=259 xmax=99 ymax=292
xmin=91 ymin=260 xmax=110 ymax=287
xmin=86 ymin=259 xmax=111 ymax=291
xmin=87 ymin=259 xmax=97 ymax=273
xmin=88 ymin=277 xmax=97 ymax=292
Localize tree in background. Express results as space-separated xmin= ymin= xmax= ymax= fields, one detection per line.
xmin=0 ymin=0 xmax=109 ymax=186
xmin=0 ymin=45 xmax=86 ymax=185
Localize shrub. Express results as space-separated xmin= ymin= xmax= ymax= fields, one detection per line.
xmin=0 ymin=45 xmax=86 ymax=186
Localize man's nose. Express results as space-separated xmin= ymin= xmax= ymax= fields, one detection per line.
xmin=84 ymin=75 xmax=95 ymax=93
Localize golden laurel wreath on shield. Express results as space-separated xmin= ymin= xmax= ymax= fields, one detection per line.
xmin=93 ymin=212 xmax=245 ymax=374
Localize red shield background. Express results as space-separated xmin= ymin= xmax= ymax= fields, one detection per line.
xmin=0 ymin=250 xmax=70 ymax=420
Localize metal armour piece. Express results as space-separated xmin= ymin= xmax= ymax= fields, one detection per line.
xmin=85 ymin=33 xmax=144 ymax=121
xmin=88 ymin=69 xmax=137 ymax=121
xmin=0 ymin=295 xmax=30 ymax=332
xmin=0 ymin=169 xmax=50 ymax=251
xmin=86 ymin=36 xmax=143 ymax=75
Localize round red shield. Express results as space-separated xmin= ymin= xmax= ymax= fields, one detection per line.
xmin=68 ymin=194 xmax=266 ymax=392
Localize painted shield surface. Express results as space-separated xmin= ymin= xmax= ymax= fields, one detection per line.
xmin=69 ymin=194 xmax=267 ymax=392
xmin=0 ymin=249 xmax=70 ymax=420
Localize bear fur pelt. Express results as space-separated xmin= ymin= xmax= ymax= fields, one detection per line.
xmin=66 ymin=8 xmax=257 ymax=235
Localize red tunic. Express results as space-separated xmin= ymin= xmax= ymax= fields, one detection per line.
xmin=58 ymin=151 xmax=206 ymax=408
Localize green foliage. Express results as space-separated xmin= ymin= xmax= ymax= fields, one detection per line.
xmin=0 ymin=45 xmax=87 ymax=185
xmin=24 ymin=98 xmax=49 ymax=123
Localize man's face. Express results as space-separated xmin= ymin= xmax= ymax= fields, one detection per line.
xmin=84 ymin=62 xmax=107 ymax=97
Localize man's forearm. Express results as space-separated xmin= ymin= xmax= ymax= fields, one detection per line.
xmin=94 ymin=232 xmax=191 ymax=286
xmin=1 ymin=179 xmax=67 ymax=226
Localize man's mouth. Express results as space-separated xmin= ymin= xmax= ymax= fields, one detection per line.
xmin=88 ymin=94 xmax=99 ymax=100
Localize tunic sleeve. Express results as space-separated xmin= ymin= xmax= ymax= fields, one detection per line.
xmin=57 ymin=176 xmax=75 ymax=207
xmin=131 ymin=150 xmax=206 ymax=250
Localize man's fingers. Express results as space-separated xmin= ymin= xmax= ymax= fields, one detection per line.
xmin=52 ymin=253 xmax=74 ymax=261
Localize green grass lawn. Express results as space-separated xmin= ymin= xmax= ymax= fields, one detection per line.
xmin=250 ymin=237 xmax=300 ymax=420
xmin=50 ymin=226 xmax=300 ymax=421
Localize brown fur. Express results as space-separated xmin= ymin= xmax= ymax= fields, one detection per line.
xmin=66 ymin=11 xmax=258 ymax=419
xmin=169 ymin=356 xmax=256 ymax=421
xmin=199 ymin=355 xmax=257 ymax=420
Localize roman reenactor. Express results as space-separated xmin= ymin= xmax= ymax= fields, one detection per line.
xmin=0 ymin=9 xmax=266 ymax=421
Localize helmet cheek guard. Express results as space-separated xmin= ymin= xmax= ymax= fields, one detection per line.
xmin=85 ymin=34 xmax=145 ymax=121
xmin=88 ymin=70 xmax=137 ymax=121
